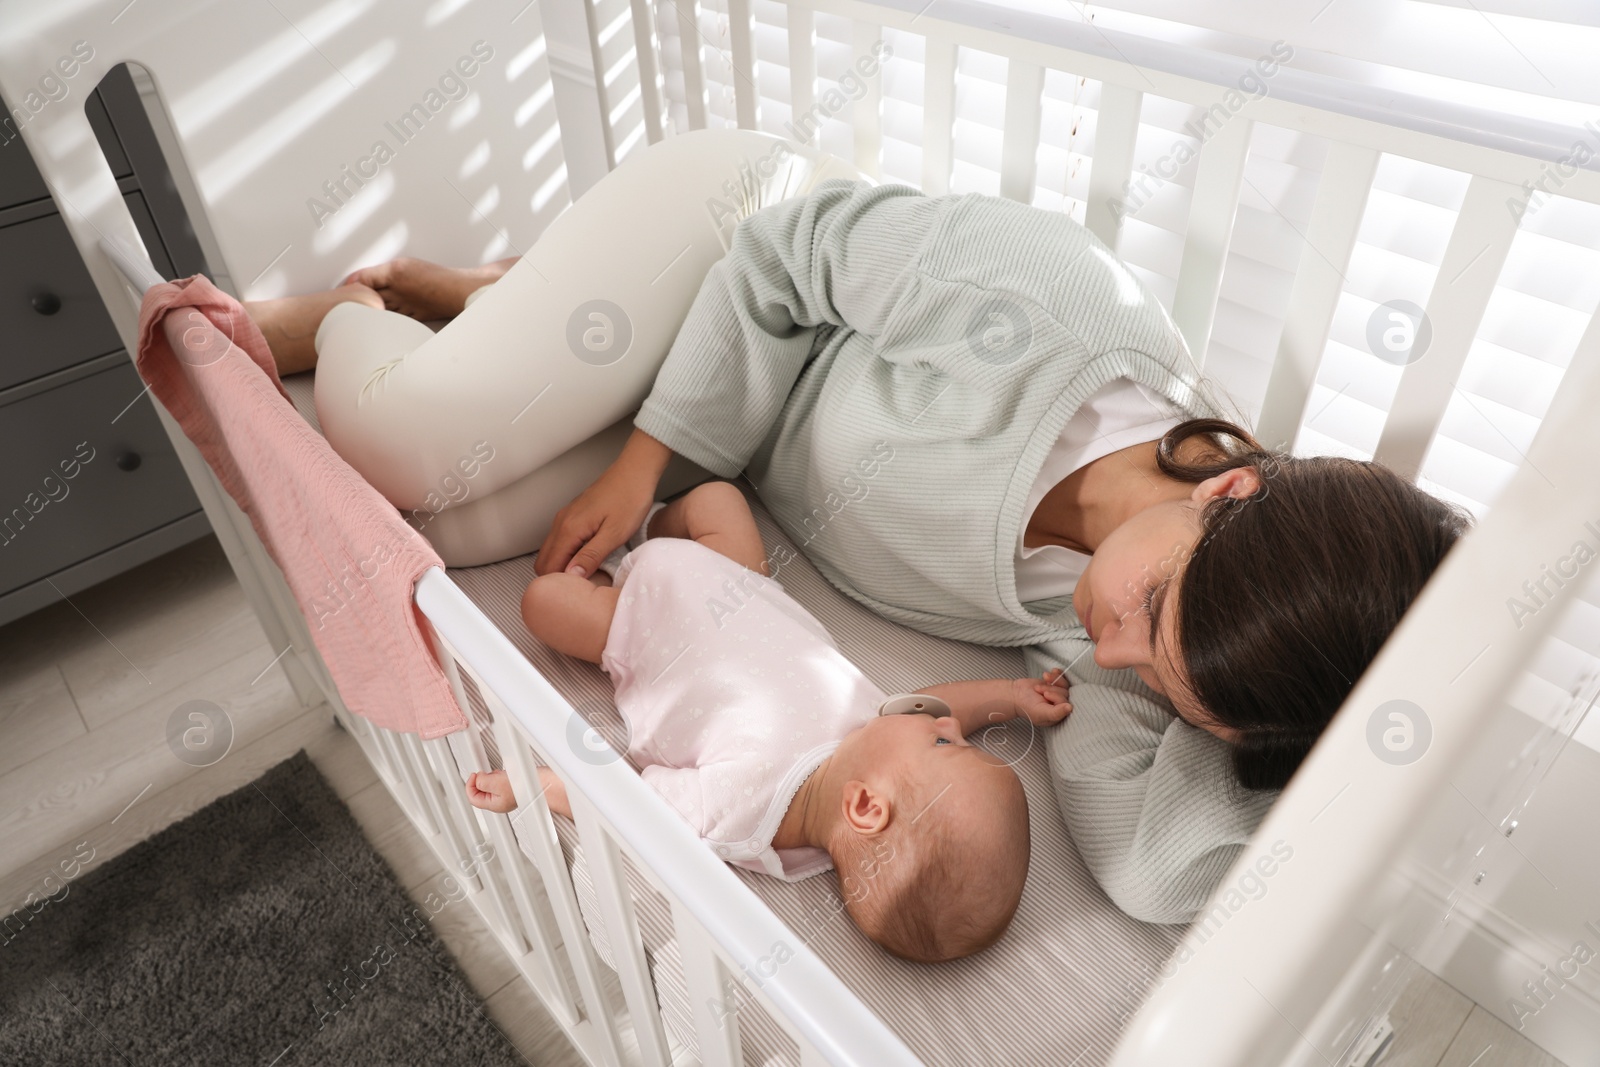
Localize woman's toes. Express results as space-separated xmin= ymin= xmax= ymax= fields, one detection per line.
xmin=341 ymin=258 xmax=403 ymax=291
xmin=333 ymin=256 xmax=490 ymax=321
xmin=339 ymin=282 xmax=384 ymax=311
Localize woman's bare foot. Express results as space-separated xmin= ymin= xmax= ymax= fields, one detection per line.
xmin=245 ymin=283 xmax=383 ymax=375
xmin=340 ymin=256 xmax=518 ymax=321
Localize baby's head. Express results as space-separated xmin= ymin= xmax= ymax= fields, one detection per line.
xmin=824 ymin=712 xmax=1029 ymax=962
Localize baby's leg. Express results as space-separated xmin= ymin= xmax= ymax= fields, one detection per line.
xmin=650 ymin=481 xmax=769 ymax=575
xmin=521 ymin=570 xmax=619 ymax=663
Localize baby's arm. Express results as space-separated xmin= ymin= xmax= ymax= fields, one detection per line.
xmin=465 ymin=767 xmax=572 ymax=819
xmin=914 ymin=667 xmax=1072 ymax=736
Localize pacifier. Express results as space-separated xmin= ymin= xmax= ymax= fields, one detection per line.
xmin=877 ymin=692 xmax=952 ymax=718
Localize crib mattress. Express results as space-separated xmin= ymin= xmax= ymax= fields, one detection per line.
xmin=280 ymin=372 xmax=1180 ymax=1066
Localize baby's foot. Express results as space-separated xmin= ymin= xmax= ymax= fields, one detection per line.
xmin=245 ymin=282 xmax=383 ymax=375
xmin=340 ymin=256 xmax=511 ymax=321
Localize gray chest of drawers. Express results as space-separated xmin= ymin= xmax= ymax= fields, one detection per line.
xmin=0 ymin=66 xmax=212 ymax=626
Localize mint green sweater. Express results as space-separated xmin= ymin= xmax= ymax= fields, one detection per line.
xmin=634 ymin=179 xmax=1277 ymax=923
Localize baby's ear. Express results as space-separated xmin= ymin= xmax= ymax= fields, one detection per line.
xmin=840 ymin=780 xmax=891 ymax=836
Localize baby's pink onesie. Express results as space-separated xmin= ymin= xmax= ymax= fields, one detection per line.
xmin=600 ymin=538 xmax=887 ymax=880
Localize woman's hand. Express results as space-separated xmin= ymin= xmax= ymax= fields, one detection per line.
xmin=1010 ymin=667 xmax=1073 ymax=726
xmin=536 ymin=428 xmax=674 ymax=577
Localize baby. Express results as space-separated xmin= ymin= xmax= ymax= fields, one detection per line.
xmin=466 ymin=481 xmax=1072 ymax=962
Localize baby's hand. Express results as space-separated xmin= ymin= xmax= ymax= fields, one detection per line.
xmin=466 ymin=769 xmax=518 ymax=813
xmin=1010 ymin=667 xmax=1072 ymax=726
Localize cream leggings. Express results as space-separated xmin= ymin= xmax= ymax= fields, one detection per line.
xmin=308 ymin=128 xmax=865 ymax=566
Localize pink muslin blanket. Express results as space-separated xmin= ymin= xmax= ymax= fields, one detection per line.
xmin=135 ymin=274 xmax=466 ymax=739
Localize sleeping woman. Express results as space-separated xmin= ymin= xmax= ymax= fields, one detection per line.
xmin=250 ymin=179 xmax=1469 ymax=924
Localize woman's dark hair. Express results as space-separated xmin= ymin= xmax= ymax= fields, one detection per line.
xmin=1154 ymin=419 xmax=1471 ymax=791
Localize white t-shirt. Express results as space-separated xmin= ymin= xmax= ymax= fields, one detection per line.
xmin=1014 ymin=379 xmax=1183 ymax=604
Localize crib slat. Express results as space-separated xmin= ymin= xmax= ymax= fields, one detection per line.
xmin=422 ymin=636 xmax=493 ymax=888
xmin=421 ymin=635 xmax=585 ymax=1024
xmin=673 ymin=0 xmax=709 ymax=130
xmin=426 ymin=733 xmax=578 ymax=1019
xmin=999 ymin=59 xmax=1044 ymax=204
xmin=1254 ymin=141 xmax=1380 ymax=451
xmin=581 ymin=0 xmax=620 ymax=169
xmin=1084 ymin=82 xmax=1142 ymax=252
xmin=573 ymin=795 xmax=676 ymax=1067
xmin=630 ymin=0 xmax=669 ymax=143
xmin=372 ymin=724 xmax=431 ymax=830
xmin=672 ymin=899 xmax=744 ymax=1067
xmin=852 ymin=21 xmax=885 ymax=179
xmin=439 ymin=747 xmax=574 ymax=1019
xmin=419 ymin=735 xmax=537 ymax=985
xmin=433 ymin=619 xmax=624 ymax=1063
xmin=1374 ymin=175 xmax=1521 ymax=479
xmin=367 ymin=724 xmax=408 ymax=814
xmin=921 ymin=36 xmax=957 ymax=195
xmin=1170 ymin=114 xmax=1254 ymax=367
xmin=390 ymin=724 xmax=529 ymax=972
xmin=787 ymin=4 xmax=815 ymax=141
xmin=397 ymin=729 xmax=484 ymax=893
xmin=727 ymin=0 xmax=759 ymax=130
xmin=417 ymin=736 xmax=491 ymax=893
xmin=432 ymin=639 xmax=493 ymax=770
xmin=482 ymin=693 xmax=627 ymax=1066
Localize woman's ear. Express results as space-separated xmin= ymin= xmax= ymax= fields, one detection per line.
xmin=1191 ymin=465 xmax=1261 ymax=504
xmin=840 ymin=780 xmax=892 ymax=836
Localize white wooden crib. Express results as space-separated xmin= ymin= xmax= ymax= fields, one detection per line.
xmin=5 ymin=1 xmax=1599 ymax=1064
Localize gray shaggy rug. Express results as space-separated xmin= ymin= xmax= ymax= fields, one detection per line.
xmin=0 ymin=750 xmax=526 ymax=1066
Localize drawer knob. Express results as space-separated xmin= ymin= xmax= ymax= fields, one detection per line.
xmin=115 ymin=451 xmax=142 ymax=472
xmin=31 ymin=292 xmax=62 ymax=316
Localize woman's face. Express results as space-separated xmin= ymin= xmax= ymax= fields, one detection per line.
xmin=1071 ymin=469 xmax=1259 ymax=738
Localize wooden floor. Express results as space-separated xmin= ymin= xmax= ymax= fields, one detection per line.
xmin=1384 ymin=954 xmax=1567 ymax=1067
xmin=0 ymin=535 xmax=583 ymax=1066
xmin=0 ymin=535 xmax=1570 ymax=1067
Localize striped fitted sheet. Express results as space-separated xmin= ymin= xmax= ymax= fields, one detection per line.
xmin=281 ymin=372 xmax=1180 ymax=1065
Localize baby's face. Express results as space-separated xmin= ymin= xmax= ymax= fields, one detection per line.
xmin=844 ymin=709 xmax=965 ymax=763
xmin=836 ymin=712 xmax=1017 ymax=812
